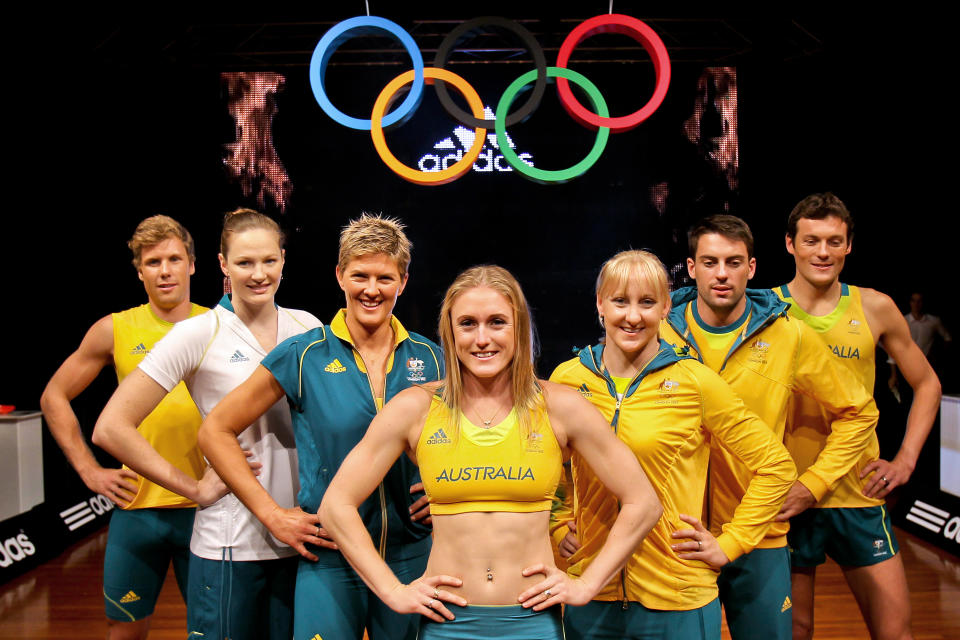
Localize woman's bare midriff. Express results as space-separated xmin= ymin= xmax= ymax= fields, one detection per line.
xmin=425 ymin=510 xmax=556 ymax=605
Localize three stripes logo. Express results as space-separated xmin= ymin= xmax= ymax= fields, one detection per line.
xmin=60 ymin=495 xmax=114 ymax=531
xmin=418 ymin=107 xmax=535 ymax=174
xmin=426 ymin=428 xmax=451 ymax=445
xmin=577 ymin=383 xmax=592 ymax=398
xmin=906 ymin=500 xmax=950 ymax=534
xmin=906 ymin=499 xmax=960 ymax=544
xmin=129 ymin=343 xmax=148 ymax=356
xmin=229 ymin=350 xmax=250 ymax=363
xmin=119 ymin=591 xmax=141 ymax=603
xmin=324 ymin=358 xmax=347 ymax=373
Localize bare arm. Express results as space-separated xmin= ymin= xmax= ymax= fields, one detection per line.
xmin=40 ymin=316 xmax=139 ymax=506
xmin=92 ymin=369 xmax=229 ymax=506
xmin=198 ymin=365 xmax=326 ymax=560
xmin=319 ymin=386 xmax=465 ymax=622
xmin=861 ymin=289 xmax=942 ymax=498
xmin=519 ymin=382 xmax=662 ymax=609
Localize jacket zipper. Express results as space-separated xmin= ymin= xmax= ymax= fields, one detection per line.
xmin=591 ymin=346 xmax=651 ymax=608
xmin=352 ymin=345 xmax=390 ymax=560
xmin=611 ymin=395 xmax=629 ymax=609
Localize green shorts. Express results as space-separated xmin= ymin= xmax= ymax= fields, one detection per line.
xmin=718 ymin=547 xmax=791 ymax=640
xmin=293 ymin=538 xmax=430 ymax=640
xmin=788 ymin=505 xmax=899 ymax=568
xmin=564 ymin=598 xmax=721 ymax=640
xmin=103 ymin=507 xmax=195 ymax=621
xmin=418 ymin=604 xmax=563 ymax=639
xmin=186 ymin=552 xmax=297 ymax=640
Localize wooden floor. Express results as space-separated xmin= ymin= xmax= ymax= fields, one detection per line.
xmin=0 ymin=527 xmax=956 ymax=639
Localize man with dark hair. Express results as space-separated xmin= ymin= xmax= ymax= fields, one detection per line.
xmin=40 ymin=215 xmax=215 ymax=640
xmin=661 ymin=214 xmax=878 ymax=640
xmin=777 ymin=193 xmax=941 ymax=640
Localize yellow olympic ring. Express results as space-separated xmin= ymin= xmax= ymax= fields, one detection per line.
xmin=371 ymin=67 xmax=486 ymax=186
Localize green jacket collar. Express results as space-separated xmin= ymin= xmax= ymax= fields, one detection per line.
xmin=578 ymin=339 xmax=689 ymax=399
xmin=665 ymin=287 xmax=789 ymax=367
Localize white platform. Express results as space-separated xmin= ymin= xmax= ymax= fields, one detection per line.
xmin=941 ymin=395 xmax=960 ymax=499
xmin=0 ymin=411 xmax=45 ymax=521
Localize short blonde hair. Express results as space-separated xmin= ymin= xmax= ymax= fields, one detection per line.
xmin=128 ymin=215 xmax=195 ymax=269
xmin=338 ymin=213 xmax=412 ymax=276
xmin=438 ymin=265 xmax=542 ymax=435
xmin=596 ymin=250 xmax=670 ymax=305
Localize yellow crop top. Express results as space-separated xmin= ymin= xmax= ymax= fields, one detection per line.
xmin=416 ymin=395 xmax=562 ymax=515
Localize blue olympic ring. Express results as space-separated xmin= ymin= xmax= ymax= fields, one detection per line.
xmin=309 ymin=16 xmax=425 ymax=131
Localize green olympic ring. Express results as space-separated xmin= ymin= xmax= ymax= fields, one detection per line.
xmin=496 ymin=66 xmax=610 ymax=185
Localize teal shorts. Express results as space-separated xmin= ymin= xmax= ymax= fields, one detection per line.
xmin=718 ymin=547 xmax=792 ymax=640
xmin=418 ymin=604 xmax=563 ymax=639
xmin=186 ymin=552 xmax=297 ymax=640
xmin=788 ymin=505 xmax=899 ymax=568
xmin=564 ymin=598 xmax=721 ymax=640
xmin=103 ymin=507 xmax=195 ymax=622
xmin=293 ymin=538 xmax=430 ymax=640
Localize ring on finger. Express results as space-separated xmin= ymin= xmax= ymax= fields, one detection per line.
xmin=881 ymin=475 xmax=889 ymax=484
xmin=697 ymin=540 xmax=702 ymax=551
xmin=544 ymin=589 xmax=552 ymax=597
xmin=434 ymin=588 xmax=441 ymax=599
xmin=427 ymin=599 xmax=435 ymax=609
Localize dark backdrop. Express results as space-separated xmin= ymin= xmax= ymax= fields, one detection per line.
xmin=4 ymin=9 xmax=957 ymax=571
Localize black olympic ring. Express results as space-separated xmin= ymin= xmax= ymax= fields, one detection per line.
xmin=432 ymin=16 xmax=548 ymax=129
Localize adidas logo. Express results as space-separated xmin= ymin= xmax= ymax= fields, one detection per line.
xmin=781 ymin=596 xmax=791 ymax=612
xmin=426 ymin=428 xmax=451 ymax=445
xmin=120 ymin=591 xmax=141 ymax=603
xmin=577 ymin=383 xmax=592 ymax=398
xmin=130 ymin=343 xmax=148 ymax=356
xmin=310 ymin=635 xmax=324 ymax=640
xmin=418 ymin=107 xmax=535 ymax=174
xmin=324 ymin=359 xmax=347 ymax=373
xmin=229 ymin=350 xmax=250 ymax=363
xmin=59 ymin=495 xmax=113 ymax=531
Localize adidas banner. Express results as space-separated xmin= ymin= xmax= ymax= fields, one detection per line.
xmin=893 ymin=487 xmax=960 ymax=557
xmin=0 ymin=490 xmax=113 ymax=584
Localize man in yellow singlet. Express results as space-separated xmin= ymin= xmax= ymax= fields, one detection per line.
xmin=776 ymin=193 xmax=942 ymax=640
xmin=40 ymin=215 xmax=215 ymax=640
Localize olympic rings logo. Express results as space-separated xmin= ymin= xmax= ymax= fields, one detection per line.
xmin=309 ymin=14 xmax=670 ymax=185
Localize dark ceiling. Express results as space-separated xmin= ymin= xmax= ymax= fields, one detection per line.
xmin=73 ymin=14 xmax=842 ymax=70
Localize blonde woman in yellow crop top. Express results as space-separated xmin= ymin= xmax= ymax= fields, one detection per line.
xmin=320 ymin=265 xmax=662 ymax=640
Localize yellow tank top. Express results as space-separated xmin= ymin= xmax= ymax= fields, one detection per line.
xmin=113 ymin=303 xmax=207 ymax=509
xmin=778 ymin=284 xmax=882 ymax=508
xmin=416 ymin=395 xmax=562 ymax=515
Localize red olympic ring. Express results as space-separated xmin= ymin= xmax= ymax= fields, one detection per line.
xmin=555 ymin=14 xmax=671 ymax=133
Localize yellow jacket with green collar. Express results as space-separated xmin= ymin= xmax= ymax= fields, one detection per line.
xmin=550 ymin=340 xmax=796 ymax=611
xmin=661 ymin=287 xmax=878 ymax=544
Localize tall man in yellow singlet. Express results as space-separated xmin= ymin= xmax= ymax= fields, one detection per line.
xmin=41 ymin=216 xmax=215 ymax=640
xmin=777 ymin=193 xmax=942 ymax=640
xmin=660 ymin=215 xmax=878 ymax=640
